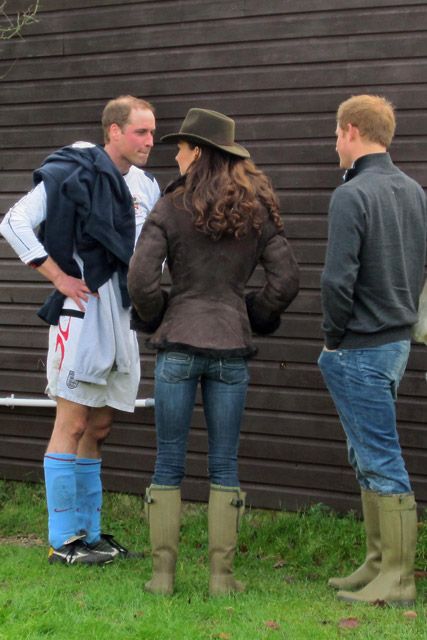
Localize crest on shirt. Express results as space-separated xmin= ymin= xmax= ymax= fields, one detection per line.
xmin=132 ymin=195 xmax=143 ymax=214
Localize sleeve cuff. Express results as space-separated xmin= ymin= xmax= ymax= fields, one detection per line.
xmin=245 ymin=291 xmax=281 ymax=335
xmin=130 ymin=290 xmax=169 ymax=334
xmin=28 ymin=255 xmax=48 ymax=269
xmin=325 ymin=335 xmax=341 ymax=350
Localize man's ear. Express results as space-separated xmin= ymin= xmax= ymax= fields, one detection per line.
xmin=109 ymin=123 xmax=122 ymax=141
xmin=348 ymin=123 xmax=359 ymax=142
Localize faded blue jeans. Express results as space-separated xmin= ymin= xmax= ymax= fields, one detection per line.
xmin=318 ymin=341 xmax=411 ymax=495
xmin=152 ymin=350 xmax=250 ymax=487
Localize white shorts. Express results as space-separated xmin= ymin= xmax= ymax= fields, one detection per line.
xmin=46 ymin=300 xmax=141 ymax=413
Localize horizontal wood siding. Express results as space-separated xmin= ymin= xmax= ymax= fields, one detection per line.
xmin=0 ymin=0 xmax=426 ymax=511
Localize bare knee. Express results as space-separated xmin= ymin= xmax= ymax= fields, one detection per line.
xmin=86 ymin=421 xmax=111 ymax=446
xmin=56 ymin=412 xmax=90 ymax=440
xmin=48 ymin=400 xmax=92 ymax=453
xmin=85 ymin=407 xmax=114 ymax=446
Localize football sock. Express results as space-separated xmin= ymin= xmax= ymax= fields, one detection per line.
xmin=75 ymin=458 xmax=102 ymax=544
xmin=44 ymin=453 xmax=77 ymax=549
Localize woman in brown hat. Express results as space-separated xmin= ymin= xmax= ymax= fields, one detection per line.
xmin=128 ymin=108 xmax=299 ymax=596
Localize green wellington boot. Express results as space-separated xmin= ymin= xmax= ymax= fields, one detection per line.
xmin=329 ymin=489 xmax=381 ymax=590
xmin=208 ymin=485 xmax=246 ymax=596
xmin=337 ymin=493 xmax=417 ymax=606
xmin=144 ymin=485 xmax=181 ymax=595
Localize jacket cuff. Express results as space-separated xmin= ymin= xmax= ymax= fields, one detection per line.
xmin=245 ymin=291 xmax=281 ymax=335
xmin=130 ymin=290 xmax=169 ymax=334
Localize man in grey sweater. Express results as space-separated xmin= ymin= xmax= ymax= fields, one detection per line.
xmin=318 ymin=95 xmax=426 ymax=606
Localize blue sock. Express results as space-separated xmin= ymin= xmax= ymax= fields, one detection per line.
xmin=75 ymin=458 xmax=102 ymax=544
xmin=44 ymin=453 xmax=77 ymax=549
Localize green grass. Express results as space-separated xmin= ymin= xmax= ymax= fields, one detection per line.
xmin=0 ymin=481 xmax=426 ymax=640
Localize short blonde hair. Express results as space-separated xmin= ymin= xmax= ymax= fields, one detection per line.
xmin=337 ymin=95 xmax=396 ymax=148
xmin=102 ymin=95 xmax=155 ymax=142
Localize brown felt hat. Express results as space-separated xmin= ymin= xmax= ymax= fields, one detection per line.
xmin=161 ymin=108 xmax=250 ymax=158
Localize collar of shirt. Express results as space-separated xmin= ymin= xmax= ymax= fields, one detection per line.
xmin=343 ymin=152 xmax=392 ymax=182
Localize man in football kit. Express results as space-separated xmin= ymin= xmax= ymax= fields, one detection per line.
xmin=0 ymin=95 xmax=160 ymax=565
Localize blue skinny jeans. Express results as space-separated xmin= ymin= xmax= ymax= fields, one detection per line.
xmin=152 ymin=350 xmax=249 ymax=487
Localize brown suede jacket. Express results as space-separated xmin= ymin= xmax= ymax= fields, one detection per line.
xmin=128 ymin=179 xmax=299 ymax=357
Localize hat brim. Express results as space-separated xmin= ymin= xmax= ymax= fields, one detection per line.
xmin=160 ymin=132 xmax=250 ymax=159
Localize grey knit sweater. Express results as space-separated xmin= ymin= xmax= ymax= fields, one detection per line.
xmin=321 ymin=153 xmax=427 ymax=349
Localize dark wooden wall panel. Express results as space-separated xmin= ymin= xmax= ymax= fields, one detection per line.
xmin=0 ymin=0 xmax=426 ymax=512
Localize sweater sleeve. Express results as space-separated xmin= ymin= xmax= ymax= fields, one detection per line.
xmin=127 ymin=205 xmax=169 ymax=333
xmin=320 ymin=186 xmax=365 ymax=349
xmin=246 ymin=228 xmax=300 ymax=335
xmin=0 ymin=182 xmax=48 ymax=264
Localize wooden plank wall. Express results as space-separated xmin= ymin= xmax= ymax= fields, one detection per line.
xmin=0 ymin=0 xmax=426 ymax=512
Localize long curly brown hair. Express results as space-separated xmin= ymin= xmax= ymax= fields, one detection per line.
xmin=173 ymin=144 xmax=283 ymax=240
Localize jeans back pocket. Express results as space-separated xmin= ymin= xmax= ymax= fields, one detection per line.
xmin=157 ymin=350 xmax=193 ymax=383
xmin=219 ymin=357 xmax=249 ymax=385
